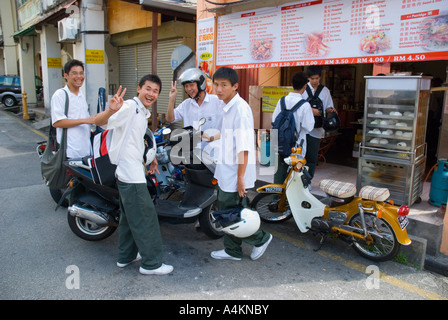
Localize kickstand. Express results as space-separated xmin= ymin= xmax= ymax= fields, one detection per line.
xmin=314 ymin=232 xmax=328 ymax=252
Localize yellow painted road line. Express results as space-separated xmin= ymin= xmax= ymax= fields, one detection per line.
xmin=0 ymin=109 xmax=47 ymax=139
xmin=264 ymin=227 xmax=448 ymax=300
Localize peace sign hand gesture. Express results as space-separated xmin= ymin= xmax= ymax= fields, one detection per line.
xmin=109 ymin=85 xmax=127 ymax=113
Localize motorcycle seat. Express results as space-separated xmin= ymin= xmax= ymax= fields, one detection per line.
xmin=319 ymin=179 xmax=356 ymax=199
xmin=359 ymin=185 xmax=390 ymax=202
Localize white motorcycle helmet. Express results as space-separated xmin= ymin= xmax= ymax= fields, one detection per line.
xmin=222 ymin=208 xmax=261 ymax=238
xmin=144 ymin=129 xmax=156 ymax=165
xmin=178 ymin=68 xmax=207 ymax=97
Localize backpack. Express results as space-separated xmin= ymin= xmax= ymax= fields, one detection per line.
xmin=305 ymin=84 xmax=324 ymax=128
xmin=272 ymin=97 xmax=307 ymax=156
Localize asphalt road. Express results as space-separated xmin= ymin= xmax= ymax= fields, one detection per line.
xmin=1 ymin=107 xmax=447 ymax=307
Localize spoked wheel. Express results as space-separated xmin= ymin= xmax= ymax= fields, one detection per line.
xmin=199 ymin=201 xmax=223 ymax=239
xmin=348 ymin=212 xmax=400 ymax=262
xmin=67 ymin=209 xmax=116 ymax=241
xmin=251 ymin=193 xmax=292 ymax=223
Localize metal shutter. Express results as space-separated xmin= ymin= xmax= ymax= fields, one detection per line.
xmin=118 ymin=45 xmax=138 ymax=99
xmin=118 ymin=38 xmax=184 ymax=117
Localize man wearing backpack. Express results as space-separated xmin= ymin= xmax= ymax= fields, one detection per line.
xmin=302 ymin=66 xmax=336 ymax=178
xmin=272 ymin=72 xmax=315 ymax=184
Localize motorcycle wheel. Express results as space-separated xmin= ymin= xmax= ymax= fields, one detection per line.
xmin=251 ymin=193 xmax=292 ymax=223
xmin=348 ymin=212 xmax=400 ymax=262
xmin=198 ymin=202 xmax=224 ymax=239
xmin=67 ymin=212 xmax=116 ymax=241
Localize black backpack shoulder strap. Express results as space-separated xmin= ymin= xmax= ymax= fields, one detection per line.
xmin=305 ymin=85 xmax=313 ymax=99
xmin=315 ymin=84 xmax=324 ymax=97
xmin=280 ymin=96 xmax=286 ymax=111
xmin=290 ymin=99 xmax=306 ymax=113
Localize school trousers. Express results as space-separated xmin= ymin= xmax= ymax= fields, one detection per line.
xmin=117 ymin=180 xmax=163 ymax=270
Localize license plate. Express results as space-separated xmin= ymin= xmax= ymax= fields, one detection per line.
xmin=398 ymin=215 xmax=409 ymax=230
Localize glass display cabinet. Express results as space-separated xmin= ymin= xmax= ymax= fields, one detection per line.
xmin=357 ymin=76 xmax=431 ymax=205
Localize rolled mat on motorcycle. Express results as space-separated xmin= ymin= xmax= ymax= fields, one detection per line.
xmin=251 ymin=140 xmax=411 ymax=262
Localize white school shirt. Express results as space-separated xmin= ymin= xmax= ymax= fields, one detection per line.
xmin=302 ymin=83 xmax=334 ymax=139
xmin=174 ymin=93 xmax=222 ymax=138
xmin=51 ymin=86 xmax=92 ymax=159
xmin=214 ymin=93 xmax=256 ymax=193
xmin=271 ymin=92 xmax=315 ymax=157
xmin=107 ymin=98 xmax=150 ymax=184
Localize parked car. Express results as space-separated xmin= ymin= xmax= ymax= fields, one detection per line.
xmin=0 ymin=75 xmax=22 ymax=107
xmin=0 ymin=75 xmax=43 ymax=107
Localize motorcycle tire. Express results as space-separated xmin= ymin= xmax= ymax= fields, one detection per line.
xmin=67 ymin=212 xmax=116 ymax=241
xmin=348 ymin=212 xmax=401 ymax=262
xmin=251 ymin=193 xmax=292 ymax=223
xmin=198 ymin=202 xmax=224 ymax=239
xmin=49 ymin=188 xmax=68 ymax=208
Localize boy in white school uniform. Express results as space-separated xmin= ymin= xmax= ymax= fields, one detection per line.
xmin=210 ymin=67 xmax=272 ymax=261
xmin=95 ymin=75 xmax=173 ymax=275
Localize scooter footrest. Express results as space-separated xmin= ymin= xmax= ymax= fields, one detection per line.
xmin=359 ymin=186 xmax=390 ymax=202
xmin=319 ymin=179 xmax=356 ymax=199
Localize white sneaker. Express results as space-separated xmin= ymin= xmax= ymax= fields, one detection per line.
xmin=139 ymin=263 xmax=173 ymax=275
xmin=117 ymin=253 xmax=142 ymax=268
xmin=250 ymin=234 xmax=273 ymax=260
xmin=211 ymin=249 xmax=242 ymax=261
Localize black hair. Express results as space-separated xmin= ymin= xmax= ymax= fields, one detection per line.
xmin=291 ymin=72 xmax=308 ymax=91
xmin=213 ymin=67 xmax=238 ymax=86
xmin=63 ymin=59 xmax=84 ymax=74
xmin=138 ymin=74 xmax=162 ymax=93
xmin=306 ymin=66 xmax=322 ymax=78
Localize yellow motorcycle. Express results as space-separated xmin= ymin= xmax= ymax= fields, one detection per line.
xmin=252 ymin=143 xmax=411 ymax=262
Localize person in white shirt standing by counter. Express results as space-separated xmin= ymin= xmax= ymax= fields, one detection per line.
xmin=302 ymin=66 xmax=336 ymax=178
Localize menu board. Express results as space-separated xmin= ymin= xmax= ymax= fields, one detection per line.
xmin=216 ymin=0 xmax=448 ymax=68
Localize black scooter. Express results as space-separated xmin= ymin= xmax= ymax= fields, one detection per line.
xmin=61 ymin=125 xmax=222 ymax=241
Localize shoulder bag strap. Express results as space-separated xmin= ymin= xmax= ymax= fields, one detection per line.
xmin=115 ymin=100 xmax=140 ymax=163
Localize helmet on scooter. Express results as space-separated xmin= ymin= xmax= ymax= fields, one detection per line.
xmin=323 ymin=111 xmax=340 ymax=132
xmin=178 ymin=68 xmax=207 ymax=92
xmin=221 ymin=208 xmax=261 ymax=238
xmin=144 ymin=129 xmax=156 ymax=165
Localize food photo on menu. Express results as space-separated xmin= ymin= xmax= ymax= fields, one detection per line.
xmin=419 ymin=13 xmax=448 ymax=51
xmin=359 ymin=31 xmax=391 ymax=54
xmin=250 ymin=38 xmax=273 ymax=61
xmin=304 ymin=31 xmax=330 ymax=57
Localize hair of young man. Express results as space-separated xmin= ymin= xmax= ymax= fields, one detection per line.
xmin=63 ymin=59 xmax=84 ymax=75
xmin=306 ymin=66 xmax=322 ymax=78
xmin=292 ymin=72 xmax=308 ymax=91
xmin=213 ymin=67 xmax=239 ymax=86
xmin=138 ymin=74 xmax=162 ymax=93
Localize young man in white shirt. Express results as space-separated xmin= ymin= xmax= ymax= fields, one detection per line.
xmin=51 ymin=60 xmax=97 ymax=159
xmin=95 ymin=75 xmax=173 ymax=275
xmin=210 ymin=67 xmax=272 ymax=261
xmin=271 ymin=72 xmax=315 ymax=184
xmin=302 ymin=66 xmax=336 ymax=178
xmin=167 ymin=68 xmax=222 ymax=140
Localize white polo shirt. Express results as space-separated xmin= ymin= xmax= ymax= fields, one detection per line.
xmin=174 ymin=93 xmax=222 ymax=138
xmin=51 ymin=86 xmax=92 ymax=159
xmin=214 ymin=93 xmax=256 ymax=193
xmin=107 ymin=98 xmax=150 ymax=184
xmin=302 ymin=83 xmax=334 ymax=139
xmin=272 ymin=92 xmax=315 ymax=156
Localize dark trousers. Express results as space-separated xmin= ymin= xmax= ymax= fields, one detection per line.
xmin=117 ymin=181 xmax=163 ymax=270
xmin=217 ymin=187 xmax=271 ymax=258
xmin=305 ymin=134 xmax=321 ymax=178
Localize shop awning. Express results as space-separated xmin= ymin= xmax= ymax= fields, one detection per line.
xmin=139 ymin=0 xmax=197 ymax=15
xmin=12 ymin=26 xmax=37 ymax=40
